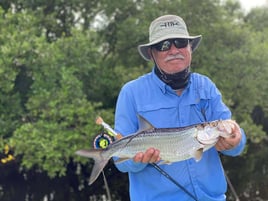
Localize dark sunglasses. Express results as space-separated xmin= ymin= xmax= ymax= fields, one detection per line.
xmin=152 ymin=39 xmax=189 ymax=51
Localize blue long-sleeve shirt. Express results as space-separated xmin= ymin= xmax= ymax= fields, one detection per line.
xmin=114 ymin=68 xmax=246 ymax=201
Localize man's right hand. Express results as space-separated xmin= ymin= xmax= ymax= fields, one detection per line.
xmin=133 ymin=148 xmax=161 ymax=163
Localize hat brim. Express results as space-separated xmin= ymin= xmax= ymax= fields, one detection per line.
xmin=138 ymin=35 xmax=202 ymax=61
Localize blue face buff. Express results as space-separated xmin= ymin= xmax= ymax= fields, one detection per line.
xmin=154 ymin=66 xmax=191 ymax=90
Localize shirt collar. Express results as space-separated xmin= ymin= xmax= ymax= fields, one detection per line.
xmin=152 ymin=67 xmax=168 ymax=93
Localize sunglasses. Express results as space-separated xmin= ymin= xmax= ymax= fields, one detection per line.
xmin=152 ymin=39 xmax=189 ymax=51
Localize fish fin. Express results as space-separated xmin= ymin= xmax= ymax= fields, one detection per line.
xmin=75 ymin=149 xmax=110 ymax=185
xmin=137 ymin=115 xmax=155 ymax=132
xmin=114 ymin=157 xmax=131 ymax=164
xmin=119 ymin=115 xmax=155 ymax=149
xmin=193 ymin=148 xmax=204 ymax=162
xmin=158 ymin=160 xmax=172 ymax=165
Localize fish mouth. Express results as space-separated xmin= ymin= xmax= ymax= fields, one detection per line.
xmin=196 ymin=120 xmax=235 ymax=144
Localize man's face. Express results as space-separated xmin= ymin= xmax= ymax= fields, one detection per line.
xmin=150 ymin=38 xmax=192 ymax=74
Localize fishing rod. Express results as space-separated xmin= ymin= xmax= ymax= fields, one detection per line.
xmin=151 ymin=163 xmax=198 ymax=201
xmin=95 ymin=117 xmax=122 ymax=139
xmin=95 ymin=116 xmax=198 ymax=201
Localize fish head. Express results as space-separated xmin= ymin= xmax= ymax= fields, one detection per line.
xmin=196 ymin=120 xmax=236 ymax=145
xmin=216 ymin=120 xmax=235 ymax=138
xmin=196 ymin=126 xmax=220 ymax=145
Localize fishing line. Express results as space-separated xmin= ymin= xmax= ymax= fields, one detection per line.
xmin=102 ymin=171 xmax=112 ymax=201
xmin=201 ymin=109 xmax=240 ymax=201
xmin=224 ymin=171 xmax=240 ymax=201
xmin=219 ymin=153 xmax=240 ymax=201
xmin=151 ymin=163 xmax=198 ymax=201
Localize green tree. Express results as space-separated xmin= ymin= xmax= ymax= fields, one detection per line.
xmin=1 ymin=0 xmax=268 ymax=200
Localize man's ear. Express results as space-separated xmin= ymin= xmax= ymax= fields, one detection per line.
xmin=189 ymin=42 xmax=193 ymax=53
xmin=147 ymin=48 xmax=153 ymax=60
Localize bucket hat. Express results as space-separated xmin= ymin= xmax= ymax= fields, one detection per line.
xmin=138 ymin=15 xmax=202 ymax=61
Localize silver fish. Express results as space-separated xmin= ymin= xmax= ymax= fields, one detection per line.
xmin=76 ymin=116 xmax=235 ymax=185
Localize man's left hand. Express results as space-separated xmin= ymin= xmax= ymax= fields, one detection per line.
xmin=215 ymin=121 xmax=242 ymax=151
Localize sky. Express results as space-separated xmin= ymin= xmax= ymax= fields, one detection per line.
xmin=238 ymin=0 xmax=267 ymax=11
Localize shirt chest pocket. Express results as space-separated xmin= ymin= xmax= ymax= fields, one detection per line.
xmin=136 ymin=103 xmax=179 ymax=127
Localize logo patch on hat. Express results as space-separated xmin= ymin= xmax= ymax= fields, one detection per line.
xmin=160 ymin=21 xmax=180 ymax=28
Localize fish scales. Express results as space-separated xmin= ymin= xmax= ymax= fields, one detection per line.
xmin=76 ymin=116 xmax=235 ymax=185
xmin=109 ymin=127 xmax=202 ymax=162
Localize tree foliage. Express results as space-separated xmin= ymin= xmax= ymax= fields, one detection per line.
xmin=0 ymin=0 xmax=268 ymax=200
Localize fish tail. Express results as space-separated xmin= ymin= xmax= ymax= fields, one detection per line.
xmin=75 ymin=149 xmax=110 ymax=185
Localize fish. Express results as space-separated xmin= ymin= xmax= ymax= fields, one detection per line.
xmin=75 ymin=115 xmax=235 ymax=185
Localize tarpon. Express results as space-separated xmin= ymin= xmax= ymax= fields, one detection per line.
xmin=76 ymin=115 xmax=235 ymax=185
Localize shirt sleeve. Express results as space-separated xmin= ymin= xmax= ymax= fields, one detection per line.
xmin=204 ymin=80 xmax=247 ymax=156
xmin=113 ymin=84 xmax=149 ymax=173
xmin=220 ymin=128 xmax=247 ymax=156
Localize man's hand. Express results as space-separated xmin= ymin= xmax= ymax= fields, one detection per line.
xmin=215 ymin=120 xmax=242 ymax=151
xmin=133 ymin=148 xmax=161 ymax=163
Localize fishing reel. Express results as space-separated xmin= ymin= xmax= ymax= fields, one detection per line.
xmin=93 ymin=131 xmax=116 ymax=149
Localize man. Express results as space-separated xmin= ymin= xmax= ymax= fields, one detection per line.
xmin=114 ymin=15 xmax=246 ymax=201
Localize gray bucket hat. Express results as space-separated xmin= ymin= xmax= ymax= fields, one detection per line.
xmin=138 ymin=15 xmax=202 ymax=61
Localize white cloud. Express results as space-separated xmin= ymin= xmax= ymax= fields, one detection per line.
xmin=238 ymin=0 xmax=268 ymax=11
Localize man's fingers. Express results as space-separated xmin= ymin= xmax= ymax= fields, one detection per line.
xmin=133 ymin=148 xmax=160 ymax=163
xmin=149 ymin=149 xmax=160 ymax=163
xmin=133 ymin=152 xmax=143 ymax=163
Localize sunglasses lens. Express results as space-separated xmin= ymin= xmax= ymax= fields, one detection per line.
xmin=154 ymin=40 xmax=172 ymax=51
xmin=174 ymin=39 xmax=189 ymax=49
xmin=153 ymin=39 xmax=189 ymax=51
